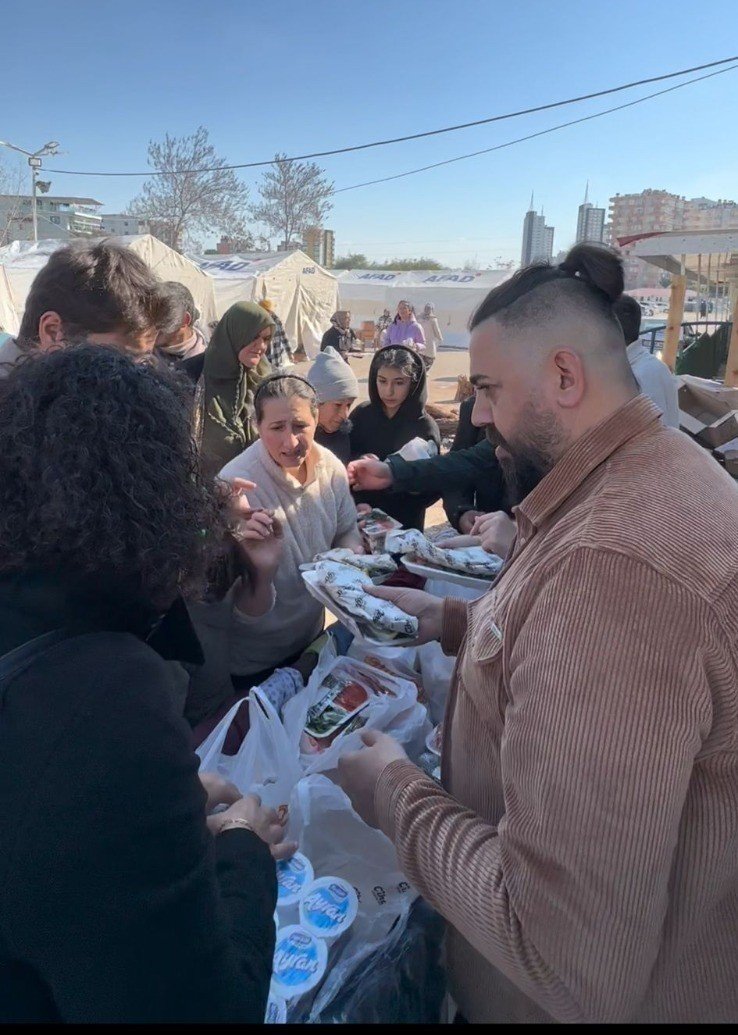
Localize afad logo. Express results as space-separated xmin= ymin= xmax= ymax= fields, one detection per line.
xmin=422 ymin=273 xmax=479 ymax=283
xmin=302 ymin=266 xmax=316 ymax=274
xmin=357 ymin=272 xmax=397 ymax=281
xmin=199 ymin=260 xmax=252 ymax=272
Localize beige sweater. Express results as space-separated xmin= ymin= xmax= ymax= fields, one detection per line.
xmin=216 ymin=440 xmax=358 ymax=676
xmin=375 ymin=396 xmax=738 ymax=1023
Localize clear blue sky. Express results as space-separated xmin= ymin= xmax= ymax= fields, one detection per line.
xmin=1 ymin=0 xmax=737 ymax=265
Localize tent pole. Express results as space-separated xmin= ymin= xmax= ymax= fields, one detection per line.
xmin=663 ymin=255 xmax=686 ymax=371
xmin=697 ymin=253 xmax=702 ymax=322
xmin=725 ymin=290 xmax=738 ymax=387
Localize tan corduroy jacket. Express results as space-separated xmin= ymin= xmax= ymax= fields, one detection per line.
xmin=376 ymin=395 xmax=738 ymax=1023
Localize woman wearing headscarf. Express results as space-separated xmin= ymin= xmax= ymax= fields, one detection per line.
xmin=183 ymin=302 xmax=274 ymax=478
xmin=320 ymin=310 xmax=359 ymax=361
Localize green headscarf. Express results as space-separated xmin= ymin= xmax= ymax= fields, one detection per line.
xmin=201 ymin=301 xmax=275 ymax=475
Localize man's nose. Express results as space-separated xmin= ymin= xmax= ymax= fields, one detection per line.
xmin=471 ymin=391 xmax=491 ymax=429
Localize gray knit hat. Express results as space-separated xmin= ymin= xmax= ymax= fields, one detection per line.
xmin=308 ymin=346 xmax=360 ymax=403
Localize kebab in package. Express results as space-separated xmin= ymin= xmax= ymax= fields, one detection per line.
xmin=357 ymin=507 xmax=402 ymax=553
xmin=386 ymin=527 xmax=504 ymax=579
xmin=301 ymin=659 xmax=397 ymax=755
xmin=302 ymin=548 xmax=397 ymax=581
xmin=301 ymin=560 xmax=418 ymax=645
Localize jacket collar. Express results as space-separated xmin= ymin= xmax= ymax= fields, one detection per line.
xmin=516 ymin=395 xmax=661 ymax=532
xmin=0 ymin=571 xmax=203 ymax=666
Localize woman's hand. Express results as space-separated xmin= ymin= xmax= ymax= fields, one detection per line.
xmin=209 ymin=793 xmax=298 ymax=861
xmin=199 ymin=772 xmax=242 ymax=814
xmin=366 ymin=584 xmax=444 ymax=645
xmin=233 ymin=511 xmax=284 ymax=578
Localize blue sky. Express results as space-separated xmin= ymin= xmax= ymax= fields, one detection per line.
xmin=1 ymin=0 xmax=737 ymax=265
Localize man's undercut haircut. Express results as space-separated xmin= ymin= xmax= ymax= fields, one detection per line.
xmin=469 ymin=243 xmax=626 ymax=348
xmin=612 ymin=294 xmax=642 ymax=346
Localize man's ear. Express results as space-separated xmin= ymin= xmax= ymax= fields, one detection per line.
xmin=37 ymin=311 xmax=64 ymax=349
xmin=552 ymin=348 xmax=585 ymax=408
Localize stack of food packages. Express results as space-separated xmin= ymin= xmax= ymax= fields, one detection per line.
xmin=265 ymin=643 xmax=444 ymax=1021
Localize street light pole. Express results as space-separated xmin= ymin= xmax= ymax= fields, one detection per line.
xmin=29 ymin=156 xmax=42 ymax=242
xmin=0 ymin=139 xmax=61 ymax=243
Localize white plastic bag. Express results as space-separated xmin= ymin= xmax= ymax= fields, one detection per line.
xmin=197 ymin=688 xmax=303 ymax=813
xmin=281 ymin=655 xmax=431 ymax=775
xmin=284 ymin=775 xmax=418 ymax=1022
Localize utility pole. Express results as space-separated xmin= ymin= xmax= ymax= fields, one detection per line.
xmin=0 ymin=139 xmax=60 ymax=242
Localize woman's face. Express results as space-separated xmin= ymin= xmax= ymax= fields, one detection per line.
xmin=258 ymin=396 xmax=317 ymax=468
xmin=337 ymin=312 xmax=351 ymax=330
xmin=238 ymin=326 xmax=272 ymax=368
xmin=398 ymin=302 xmax=412 ymax=321
xmin=376 ymin=364 xmax=412 ymax=416
xmin=318 ymin=397 xmax=355 ymax=434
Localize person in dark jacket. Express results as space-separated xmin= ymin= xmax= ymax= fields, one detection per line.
xmin=307 ymin=345 xmax=359 ymax=465
xmin=321 ymin=310 xmax=359 ymax=359
xmin=350 ymin=344 xmax=440 ymax=530
xmin=0 ymin=344 xmax=292 ymax=1024
xmin=442 ymin=394 xmax=508 ymax=531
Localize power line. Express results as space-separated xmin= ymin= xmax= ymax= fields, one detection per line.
xmin=45 ymin=55 xmax=738 ymax=178
xmin=331 ymin=62 xmax=738 ymax=196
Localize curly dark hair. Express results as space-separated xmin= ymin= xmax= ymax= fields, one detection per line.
xmin=0 ymin=344 xmax=226 ymax=610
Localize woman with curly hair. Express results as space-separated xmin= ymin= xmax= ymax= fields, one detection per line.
xmin=0 ymin=345 xmax=292 ymax=1023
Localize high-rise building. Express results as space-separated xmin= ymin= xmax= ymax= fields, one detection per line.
xmin=303 ymin=226 xmax=335 ymax=267
xmin=575 ymin=183 xmax=605 ymax=244
xmin=521 ymin=194 xmax=554 ymax=265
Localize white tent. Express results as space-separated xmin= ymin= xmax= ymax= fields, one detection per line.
xmin=334 ymin=268 xmax=512 ymax=348
xmin=0 ymin=234 xmax=219 ymax=336
xmin=193 ymin=250 xmax=338 ymax=360
xmin=0 ymin=267 xmax=16 ymax=333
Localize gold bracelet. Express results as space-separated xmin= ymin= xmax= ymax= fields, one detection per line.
xmin=218 ymin=817 xmax=255 ymax=836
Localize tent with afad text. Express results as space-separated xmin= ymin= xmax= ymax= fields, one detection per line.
xmin=193 ymin=250 xmax=339 ymax=360
xmin=0 ymin=234 xmax=219 ymax=336
xmin=333 ymin=267 xmax=512 ymax=348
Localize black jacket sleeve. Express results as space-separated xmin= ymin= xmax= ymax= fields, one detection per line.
xmin=443 ymin=397 xmax=482 ymax=528
xmin=5 ymin=633 xmax=276 ymax=1023
xmin=387 ymin=437 xmax=496 ymax=496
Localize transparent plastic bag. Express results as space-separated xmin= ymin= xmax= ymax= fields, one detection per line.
xmin=281 ymin=776 xmax=422 ymax=1022
xmin=197 ymin=687 xmax=303 ymax=812
xmin=281 ymin=654 xmax=430 ymax=775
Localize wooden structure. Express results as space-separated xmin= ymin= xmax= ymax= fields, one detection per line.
xmin=626 ymin=229 xmax=738 ymax=384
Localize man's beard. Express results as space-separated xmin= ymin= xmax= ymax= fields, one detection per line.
xmin=485 ymin=403 xmax=564 ymax=506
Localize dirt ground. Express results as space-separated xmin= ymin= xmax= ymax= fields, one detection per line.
xmin=294 ymin=347 xmax=472 ymax=530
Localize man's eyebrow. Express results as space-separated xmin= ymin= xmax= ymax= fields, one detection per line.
xmin=470 ymin=374 xmax=499 ymax=387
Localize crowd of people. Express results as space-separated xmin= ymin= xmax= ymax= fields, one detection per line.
xmin=0 ymin=237 xmax=736 ymax=1024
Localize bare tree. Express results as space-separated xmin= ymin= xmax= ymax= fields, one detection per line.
xmin=127 ymin=127 xmax=252 ymax=252
xmin=251 ymin=154 xmax=333 ymax=248
xmin=0 ymin=156 xmax=28 ymax=246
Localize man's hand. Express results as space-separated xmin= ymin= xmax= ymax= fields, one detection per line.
xmin=458 ymin=509 xmax=484 ymax=535
xmin=199 ymin=772 xmax=242 ymax=814
xmin=470 ymin=511 xmax=516 ymax=558
xmin=435 ymin=533 xmax=481 ymax=550
xmin=366 ymin=584 xmax=444 ymax=645
xmin=337 ymin=730 xmax=409 ymax=828
xmin=347 ymin=458 xmax=393 ymax=492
